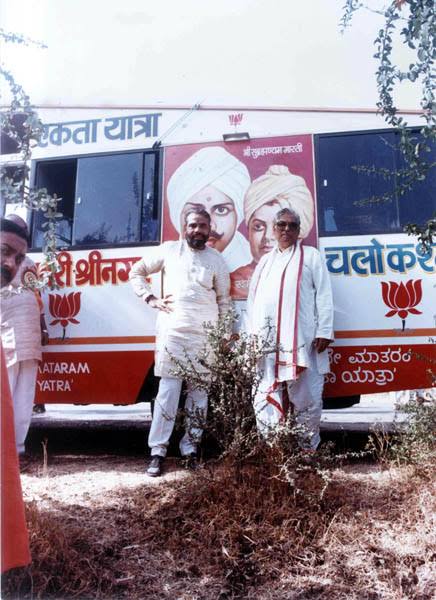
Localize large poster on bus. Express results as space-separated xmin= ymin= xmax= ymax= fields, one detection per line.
xmin=162 ymin=135 xmax=317 ymax=299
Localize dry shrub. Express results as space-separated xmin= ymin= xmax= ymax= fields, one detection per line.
xmin=129 ymin=459 xmax=333 ymax=599
xmin=2 ymin=457 xmax=435 ymax=600
xmin=127 ymin=460 xmax=435 ymax=600
xmin=390 ymin=395 xmax=436 ymax=470
xmin=1 ymin=496 xmax=143 ymax=599
xmin=368 ymin=395 xmax=436 ymax=478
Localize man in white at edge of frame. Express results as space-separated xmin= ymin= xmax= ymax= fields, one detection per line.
xmin=0 ymin=217 xmax=48 ymax=458
xmin=246 ymin=207 xmax=334 ymax=450
xmin=129 ymin=208 xmax=231 ymax=476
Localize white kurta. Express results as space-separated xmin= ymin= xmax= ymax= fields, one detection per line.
xmin=1 ymin=257 xmax=42 ymax=454
xmin=247 ymin=244 xmax=334 ymax=376
xmin=130 ymin=240 xmax=231 ymax=378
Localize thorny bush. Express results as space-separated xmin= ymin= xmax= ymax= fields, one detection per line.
xmin=169 ymin=311 xmax=339 ymax=493
xmin=369 ymin=392 xmax=436 ymax=476
xmin=391 ymin=393 xmax=436 ymax=470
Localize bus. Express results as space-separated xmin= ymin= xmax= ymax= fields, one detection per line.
xmin=2 ymin=105 xmax=434 ymax=407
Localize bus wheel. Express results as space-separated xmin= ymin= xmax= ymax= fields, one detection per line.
xmin=135 ymin=365 xmax=159 ymax=418
xmin=322 ymin=395 xmax=360 ymax=409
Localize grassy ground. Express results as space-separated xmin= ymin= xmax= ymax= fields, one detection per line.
xmin=2 ymin=452 xmax=435 ymax=600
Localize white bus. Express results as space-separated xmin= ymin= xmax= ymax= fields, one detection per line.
xmin=3 ymin=106 xmax=434 ymax=407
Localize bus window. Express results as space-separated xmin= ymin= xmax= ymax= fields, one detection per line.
xmin=141 ymin=152 xmax=160 ymax=242
xmin=32 ymin=159 xmax=76 ymax=247
xmin=31 ymin=151 xmax=160 ymax=248
xmin=74 ymin=153 xmax=143 ymax=245
xmin=0 ymin=164 xmax=25 ymax=209
xmin=0 ymin=113 xmax=28 ymax=155
xmin=316 ymin=131 xmax=399 ymax=236
xmin=395 ymin=131 xmax=436 ymax=228
xmin=316 ymin=129 xmax=436 ymax=237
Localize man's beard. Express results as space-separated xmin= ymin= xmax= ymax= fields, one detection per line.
xmin=1 ymin=266 xmax=12 ymax=287
xmin=186 ymin=234 xmax=208 ymax=250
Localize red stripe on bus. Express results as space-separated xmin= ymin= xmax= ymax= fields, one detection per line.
xmin=334 ymin=328 xmax=436 ymax=339
xmin=48 ymin=336 xmax=156 ymax=345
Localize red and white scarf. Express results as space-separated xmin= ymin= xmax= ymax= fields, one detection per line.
xmin=249 ymin=242 xmax=306 ymax=419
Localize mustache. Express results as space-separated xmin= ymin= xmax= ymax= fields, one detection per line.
xmin=1 ymin=266 xmax=12 ymax=285
xmin=189 ymin=232 xmax=208 ymax=240
xmin=208 ymin=230 xmax=223 ymax=241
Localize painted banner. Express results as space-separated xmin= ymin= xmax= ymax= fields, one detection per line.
xmin=162 ymin=135 xmax=317 ymax=299
xmin=36 ymin=351 xmax=154 ymax=404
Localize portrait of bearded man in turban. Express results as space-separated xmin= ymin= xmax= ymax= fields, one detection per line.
xmin=167 ymin=146 xmax=251 ymax=273
xmin=231 ymin=164 xmax=315 ymax=299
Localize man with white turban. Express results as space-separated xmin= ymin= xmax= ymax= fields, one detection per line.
xmin=231 ymin=165 xmax=314 ymax=299
xmin=246 ymin=207 xmax=333 ymax=451
xmin=167 ymin=146 xmax=251 ymax=273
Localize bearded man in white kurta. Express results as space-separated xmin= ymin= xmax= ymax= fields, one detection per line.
xmin=246 ymin=208 xmax=333 ymax=450
xmin=130 ymin=209 xmax=231 ymax=476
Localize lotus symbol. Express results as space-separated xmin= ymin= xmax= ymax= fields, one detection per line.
xmin=49 ymin=291 xmax=81 ymax=339
xmin=228 ymin=113 xmax=243 ymax=129
xmin=381 ymin=280 xmax=422 ymax=331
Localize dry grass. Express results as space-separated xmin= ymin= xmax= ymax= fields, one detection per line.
xmin=2 ymin=455 xmax=435 ymax=600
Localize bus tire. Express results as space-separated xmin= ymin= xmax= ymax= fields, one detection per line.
xmin=135 ymin=366 xmax=159 ymax=416
xmin=322 ymin=395 xmax=361 ymax=409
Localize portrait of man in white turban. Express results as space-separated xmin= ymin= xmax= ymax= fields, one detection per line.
xmin=231 ymin=164 xmax=314 ymax=299
xmin=167 ymin=146 xmax=251 ymax=272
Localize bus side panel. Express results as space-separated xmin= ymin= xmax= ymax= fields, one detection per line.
xmin=316 ymin=130 xmax=435 ymax=397
xmin=30 ymin=246 xmax=160 ymax=404
xmin=35 ymin=350 xmax=154 ymax=404
xmin=319 ymin=233 xmax=435 ymax=397
xmin=324 ymin=343 xmax=433 ymax=397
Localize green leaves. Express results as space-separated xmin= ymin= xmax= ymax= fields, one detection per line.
xmin=341 ymin=0 xmax=435 ymax=246
xmin=1 ymin=29 xmax=60 ymax=291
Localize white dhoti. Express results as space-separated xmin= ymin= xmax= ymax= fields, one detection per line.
xmin=254 ymin=349 xmax=324 ymax=450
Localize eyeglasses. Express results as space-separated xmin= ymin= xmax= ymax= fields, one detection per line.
xmin=275 ymin=221 xmax=300 ymax=231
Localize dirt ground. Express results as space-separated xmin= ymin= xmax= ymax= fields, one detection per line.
xmin=3 ymin=450 xmax=434 ymax=600
xmin=21 ymin=454 xmax=186 ymax=505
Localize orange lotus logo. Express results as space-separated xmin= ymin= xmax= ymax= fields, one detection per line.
xmin=381 ymin=280 xmax=423 ymax=331
xmin=49 ymin=292 xmax=81 ymax=339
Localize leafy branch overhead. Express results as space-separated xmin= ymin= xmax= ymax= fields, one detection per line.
xmin=341 ymin=0 xmax=435 ymax=248
xmin=0 ymin=29 xmax=60 ymax=290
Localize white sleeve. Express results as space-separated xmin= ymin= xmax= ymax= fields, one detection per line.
xmin=214 ymin=257 xmax=232 ymax=319
xmin=244 ymin=256 xmax=266 ymax=335
xmin=129 ymin=244 xmax=166 ymax=300
xmin=312 ymin=250 xmax=334 ymax=340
